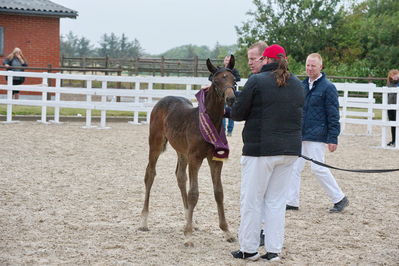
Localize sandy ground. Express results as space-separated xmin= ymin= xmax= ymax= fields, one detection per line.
xmin=0 ymin=121 xmax=398 ymax=265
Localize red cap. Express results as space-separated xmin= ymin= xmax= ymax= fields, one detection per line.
xmin=263 ymin=44 xmax=286 ymax=59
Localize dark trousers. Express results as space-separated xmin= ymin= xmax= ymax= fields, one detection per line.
xmin=388 ymin=110 xmax=396 ymax=143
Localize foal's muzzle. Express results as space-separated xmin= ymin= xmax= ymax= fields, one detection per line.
xmin=225 ymin=87 xmax=236 ymax=107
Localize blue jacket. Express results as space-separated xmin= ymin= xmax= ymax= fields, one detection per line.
xmin=302 ymin=73 xmax=340 ymax=144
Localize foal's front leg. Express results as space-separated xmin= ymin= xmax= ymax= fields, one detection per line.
xmin=207 ymin=157 xmax=236 ymax=243
xmin=184 ymin=159 xmax=202 ymax=247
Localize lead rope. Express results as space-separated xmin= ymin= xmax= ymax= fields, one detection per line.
xmin=300 ymin=154 xmax=399 ymax=173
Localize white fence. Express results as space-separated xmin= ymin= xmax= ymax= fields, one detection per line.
xmin=1 ymin=71 xmax=398 ymax=149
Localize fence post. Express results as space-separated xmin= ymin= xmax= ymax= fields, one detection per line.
xmin=82 ymin=57 xmax=87 ymax=88
xmin=5 ymin=73 xmax=15 ymax=123
xmin=161 ymin=56 xmax=165 ymax=89
xmin=47 ymin=64 xmax=52 ymax=100
xmin=133 ymin=81 xmax=140 ymax=124
xmin=340 ymin=89 xmax=348 ymax=134
xmin=161 ymin=56 xmax=165 ymax=77
xmin=38 ymin=74 xmax=49 ymax=124
xmin=51 ymin=77 xmax=62 ymax=124
xmin=194 ymin=56 xmax=199 ymax=77
xmin=116 ymin=66 xmax=122 ymax=102
xmin=381 ymin=90 xmax=388 ymax=148
xmin=135 ymin=58 xmax=139 ymax=76
xmin=60 ymin=54 xmax=65 ymax=87
xmin=367 ymin=85 xmax=374 ymax=135
xmin=99 ymin=80 xmax=110 ymax=129
xmin=146 ymin=81 xmax=153 ymax=124
xmin=83 ymin=79 xmax=96 ymax=128
xmin=105 ymin=55 xmax=109 ymax=76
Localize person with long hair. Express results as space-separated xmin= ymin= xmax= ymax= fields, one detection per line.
xmin=286 ymin=53 xmax=348 ymax=213
xmin=230 ymin=44 xmax=304 ymax=262
xmin=3 ymin=47 xmax=28 ymax=99
xmin=386 ymin=69 xmax=399 ymax=146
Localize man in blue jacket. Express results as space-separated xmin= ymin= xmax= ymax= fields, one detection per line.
xmin=286 ymin=53 xmax=349 ymax=213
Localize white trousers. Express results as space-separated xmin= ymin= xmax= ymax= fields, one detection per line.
xmin=286 ymin=141 xmax=345 ymax=207
xmin=239 ymin=155 xmax=297 ymax=253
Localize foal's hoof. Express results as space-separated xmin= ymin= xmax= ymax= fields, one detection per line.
xmin=224 ymin=231 xmax=236 ymax=243
xmin=184 ymin=241 xmax=194 ymax=247
xmin=138 ymin=226 xmax=149 ymax=231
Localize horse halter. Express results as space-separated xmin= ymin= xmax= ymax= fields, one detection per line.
xmin=209 ymin=67 xmax=237 ymax=98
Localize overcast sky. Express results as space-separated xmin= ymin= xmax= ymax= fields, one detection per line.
xmin=53 ymin=0 xmax=255 ymax=55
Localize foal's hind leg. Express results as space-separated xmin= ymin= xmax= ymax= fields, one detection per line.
xmin=207 ymin=157 xmax=236 ymax=243
xmin=183 ymin=158 xmax=202 ymax=247
xmin=139 ymin=130 xmax=167 ymax=231
xmin=175 ymin=153 xmax=189 ymax=211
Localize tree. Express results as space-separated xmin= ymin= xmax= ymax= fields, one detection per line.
xmin=331 ymin=0 xmax=399 ymax=77
xmin=161 ymin=45 xmax=211 ymax=59
xmin=236 ymin=0 xmax=345 ymax=62
xmin=60 ymin=31 xmax=79 ymax=57
xmin=76 ymin=37 xmax=94 ymax=57
xmin=96 ymin=33 xmax=143 ymax=58
xmin=125 ymin=38 xmax=144 ymax=58
xmin=61 ymin=31 xmax=94 ymax=57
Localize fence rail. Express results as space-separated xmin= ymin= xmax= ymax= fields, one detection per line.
xmin=61 ymin=55 xmax=224 ymax=77
xmin=0 ymin=70 xmax=398 ymax=149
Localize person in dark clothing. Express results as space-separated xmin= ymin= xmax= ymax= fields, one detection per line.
xmin=286 ymin=53 xmax=349 ymax=213
xmin=386 ymin=69 xmax=399 ymax=147
xmin=3 ymin=47 xmax=28 ymax=99
xmin=222 ymin=55 xmax=241 ymax=136
xmin=230 ymin=44 xmax=304 ymax=262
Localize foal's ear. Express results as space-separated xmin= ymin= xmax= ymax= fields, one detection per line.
xmin=206 ymin=58 xmax=217 ymax=74
xmin=226 ymin=54 xmax=235 ymax=69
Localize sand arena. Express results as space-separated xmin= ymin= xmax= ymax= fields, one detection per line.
xmin=0 ymin=122 xmax=398 ymax=265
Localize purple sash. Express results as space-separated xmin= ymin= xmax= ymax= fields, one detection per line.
xmin=195 ymin=89 xmax=229 ymax=161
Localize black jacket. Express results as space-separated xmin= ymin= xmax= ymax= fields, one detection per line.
xmin=231 ymin=63 xmax=304 ymax=156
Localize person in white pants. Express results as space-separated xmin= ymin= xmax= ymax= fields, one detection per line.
xmin=287 ymin=141 xmax=345 ymax=208
xmin=230 ymin=44 xmax=305 ymax=262
xmin=286 ymin=53 xmax=348 ymax=213
xmin=239 ymin=156 xmax=297 ymax=257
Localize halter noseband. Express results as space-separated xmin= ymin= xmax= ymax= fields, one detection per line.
xmin=208 ymin=67 xmax=237 ymax=97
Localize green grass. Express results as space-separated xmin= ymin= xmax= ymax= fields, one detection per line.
xmin=340 ymin=107 xmax=382 ymax=119
xmin=0 ymin=105 xmax=144 ymax=117
xmin=1 ymin=105 xmax=384 ymax=119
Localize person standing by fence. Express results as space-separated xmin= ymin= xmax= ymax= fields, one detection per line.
xmin=230 ymin=44 xmax=304 ymax=262
xmin=386 ymin=69 xmax=399 ymax=147
xmin=286 ymin=53 xmax=349 ymax=213
xmin=222 ymin=55 xmax=241 ymax=136
xmin=3 ymin=47 xmax=28 ymax=99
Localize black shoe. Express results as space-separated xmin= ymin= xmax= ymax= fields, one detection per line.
xmin=261 ymin=252 xmax=280 ymax=261
xmin=286 ymin=205 xmax=299 ymax=210
xmin=387 ymin=141 xmax=395 ymax=147
xmin=330 ymin=196 xmax=349 ymax=213
xmin=231 ymin=250 xmax=260 ymax=261
xmin=227 ymin=132 xmax=232 ymax=137
xmin=259 ymin=229 xmax=265 ymax=247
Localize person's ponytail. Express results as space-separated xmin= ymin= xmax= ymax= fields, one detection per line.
xmin=274 ymin=54 xmax=290 ymax=87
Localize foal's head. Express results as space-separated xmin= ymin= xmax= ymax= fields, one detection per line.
xmin=206 ymin=55 xmax=236 ymax=107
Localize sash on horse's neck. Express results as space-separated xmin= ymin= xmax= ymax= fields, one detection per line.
xmin=195 ymin=89 xmax=229 ymax=161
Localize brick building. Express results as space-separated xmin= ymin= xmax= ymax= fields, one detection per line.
xmin=0 ymin=0 xmax=77 ymax=88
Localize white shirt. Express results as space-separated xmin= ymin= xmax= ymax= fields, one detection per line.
xmin=308 ymin=73 xmax=322 ymax=90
